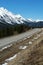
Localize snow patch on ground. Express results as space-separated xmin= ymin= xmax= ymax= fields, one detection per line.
xmin=0 ymin=44 xmax=12 ymax=51
xmin=19 ymin=46 xmax=27 ymax=49
xmin=29 ymin=41 xmax=32 ymax=44
xmin=5 ymin=54 xmax=17 ymax=62
xmin=2 ymin=62 xmax=8 ymax=65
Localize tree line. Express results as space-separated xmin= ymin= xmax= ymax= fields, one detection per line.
xmin=0 ymin=24 xmax=31 ymax=38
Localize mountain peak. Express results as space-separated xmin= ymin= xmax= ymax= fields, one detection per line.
xmin=0 ymin=7 xmax=5 ymax=10
xmin=0 ymin=7 xmax=43 ymax=26
xmin=0 ymin=7 xmax=25 ymax=24
xmin=0 ymin=7 xmax=8 ymax=16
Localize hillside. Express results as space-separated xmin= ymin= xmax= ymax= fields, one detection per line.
xmin=0 ymin=7 xmax=43 ymax=38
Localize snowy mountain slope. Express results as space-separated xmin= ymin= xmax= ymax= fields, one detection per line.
xmin=0 ymin=7 xmax=25 ymax=25
xmin=0 ymin=7 xmax=43 ymax=28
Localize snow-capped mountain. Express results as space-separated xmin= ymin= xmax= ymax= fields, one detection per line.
xmin=0 ymin=7 xmax=26 ymax=25
xmin=0 ymin=7 xmax=43 ymax=28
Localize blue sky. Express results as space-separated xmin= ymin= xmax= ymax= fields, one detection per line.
xmin=0 ymin=0 xmax=43 ymax=20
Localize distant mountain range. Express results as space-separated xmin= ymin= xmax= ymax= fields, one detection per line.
xmin=0 ymin=7 xmax=43 ymax=28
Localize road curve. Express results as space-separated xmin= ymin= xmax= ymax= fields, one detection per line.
xmin=0 ymin=28 xmax=42 ymax=48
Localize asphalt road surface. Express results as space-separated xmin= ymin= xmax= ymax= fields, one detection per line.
xmin=0 ymin=28 xmax=42 ymax=48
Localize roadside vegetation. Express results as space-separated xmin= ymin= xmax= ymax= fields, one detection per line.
xmin=0 ymin=24 xmax=31 ymax=38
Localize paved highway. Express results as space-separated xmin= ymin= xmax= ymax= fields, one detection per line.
xmin=0 ymin=28 xmax=42 ymax=48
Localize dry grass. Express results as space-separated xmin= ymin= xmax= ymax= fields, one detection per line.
xmin=0 ymin=30 xmax=43 ymax=65
xmin=7 ymin=33 xmax=43 ymax=65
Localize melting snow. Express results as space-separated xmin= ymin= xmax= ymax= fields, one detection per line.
xmin=29 ymin=41 xmax=32 ymax=44
xmin=0 ymin=7 xmax=25 ymax=24
xmin=0 ymin=44 xmax=12 ymax=51
xmin=22 ymin=46 xmax=27 ymax=49
xmin=5 ymin=54 xmax=17 ymax=62
xmin=2 ymin=62 xmax=8 ymax=65
xmin=19 ymin=46 xmax=27 ymax=49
